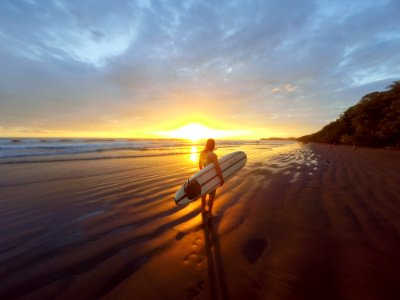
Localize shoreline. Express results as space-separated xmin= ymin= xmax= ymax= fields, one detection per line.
xmin=305 ymin=141 xmax=400 ymax=151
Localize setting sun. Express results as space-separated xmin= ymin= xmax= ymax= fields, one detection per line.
xmin=158 ymin=123 xmax=249 ymax=141
xmin=165 ymin=123 xmax=222 ymax=141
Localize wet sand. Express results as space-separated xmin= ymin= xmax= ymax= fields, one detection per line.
xmin=0 ymin=143 xmax=399 ymax=299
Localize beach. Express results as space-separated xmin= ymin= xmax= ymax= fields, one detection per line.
xmin=0 ymin=141 xmax=399 ymax=300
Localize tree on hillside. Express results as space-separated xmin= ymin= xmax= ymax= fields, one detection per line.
xmin=299 ymin=81 xmax=400 ymax=147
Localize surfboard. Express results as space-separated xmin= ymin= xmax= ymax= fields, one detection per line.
xmin=174 ymin=151 xmax=247 ymax=205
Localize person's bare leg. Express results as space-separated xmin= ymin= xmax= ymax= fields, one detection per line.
xmin=201 ymin=195 xmax=207 ymax=214
xmin=208 ymin=190 xmax=216 ymax=214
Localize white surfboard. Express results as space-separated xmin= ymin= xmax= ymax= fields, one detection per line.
xmin=174 ymin=151 xmax=247 ymax=205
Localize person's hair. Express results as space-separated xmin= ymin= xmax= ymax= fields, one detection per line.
xmin=204 ymin=138 xmax=215 ymax=152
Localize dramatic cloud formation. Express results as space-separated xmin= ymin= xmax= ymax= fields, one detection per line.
xmin=0 ymin=0 xmax=399 ymax=138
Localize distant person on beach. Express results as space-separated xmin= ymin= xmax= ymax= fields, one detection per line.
xmin=199 ymin=138 xmax=224 ymax=217
xmin=353 ymin=140 xmax=358 ymax=152
xmin=329 ymin=139 xmax=339 ymax=151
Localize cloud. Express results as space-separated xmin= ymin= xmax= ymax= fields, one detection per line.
xmin=0 ymin=0 xmax=399 ymax=137
xmin=285 ymin=84 xmax=297 ymax=92
xmin=0 ymin=0 xmax=143 ymax=67
xmin=272 ymin=84 xmax=298 ymax=94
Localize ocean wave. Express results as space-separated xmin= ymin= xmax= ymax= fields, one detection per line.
xmin=0 ymin=151 xmax=196 ymax=164
xmin=0 ymin=138 xmax=295 ymax=160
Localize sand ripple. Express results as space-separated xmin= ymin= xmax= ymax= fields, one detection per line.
xmin=0 ymin=143 xmax=399 ymax=299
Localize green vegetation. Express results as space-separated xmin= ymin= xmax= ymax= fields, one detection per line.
xmin=299 ymin=81 xmax=400 ymax=147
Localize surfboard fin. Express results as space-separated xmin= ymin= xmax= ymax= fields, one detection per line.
xmin=183 ymin=179 xmax=202 ymax=200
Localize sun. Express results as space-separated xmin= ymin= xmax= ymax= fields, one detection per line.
xmin=166 ymin=123 xmax=224 ymax=141
xmin=156 ymin=122 xmax=252 ymax=141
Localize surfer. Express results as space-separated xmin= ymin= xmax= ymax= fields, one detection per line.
xmin=199 ymin=139 xmax=224 ymax=216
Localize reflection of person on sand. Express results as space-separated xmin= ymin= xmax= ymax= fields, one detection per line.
xmin=199 ymin=139 xmax=224 ymax=216
xmin=353 ymin=140 xmax=358 ymax=152
xmin=329 ymin=139 xmax=335 ymax=151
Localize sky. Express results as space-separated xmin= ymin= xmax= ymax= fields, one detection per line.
xmin=0 ymin=0 xmax=399 ymax=139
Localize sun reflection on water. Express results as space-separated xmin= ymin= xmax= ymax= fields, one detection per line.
xmin=190 ymin=146 xmax=199 ymax=163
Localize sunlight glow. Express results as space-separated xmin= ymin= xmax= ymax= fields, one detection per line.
xmin=190 ymin=146 xmax=199 ymax=163
xmin=165 ymin=123 xmax=224 ymax=141
xmin=159 ymin=122 xmax=250 ymax=141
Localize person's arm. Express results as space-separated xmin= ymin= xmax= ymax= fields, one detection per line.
xmin=211 ymin=153 xmax=224 ymax=186
xmin=199 ymin=153 xmax=203 ymax=170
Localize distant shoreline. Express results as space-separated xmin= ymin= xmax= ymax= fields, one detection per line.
xmin=260 ymin=137 xmax=298 ymax=141
xmin=304 ymin=141 xmax=400 ymax=151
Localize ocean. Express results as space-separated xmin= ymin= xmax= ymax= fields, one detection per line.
xmin=0 ymin=138 xmax=295 ymax=164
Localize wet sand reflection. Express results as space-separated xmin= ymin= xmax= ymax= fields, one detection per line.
xmin=202 ymin=214 xmax=230 ymax=300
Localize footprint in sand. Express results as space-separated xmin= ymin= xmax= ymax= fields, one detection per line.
xmin=184 ymin=237 xmax=205 ymax=267
xmin=186 ymin=280 xmax=205 ymax=299
xmin=243 ymin=238 xmax=268 ymax=264
xmin=183 ymin=251 xmax=198 ymax=264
